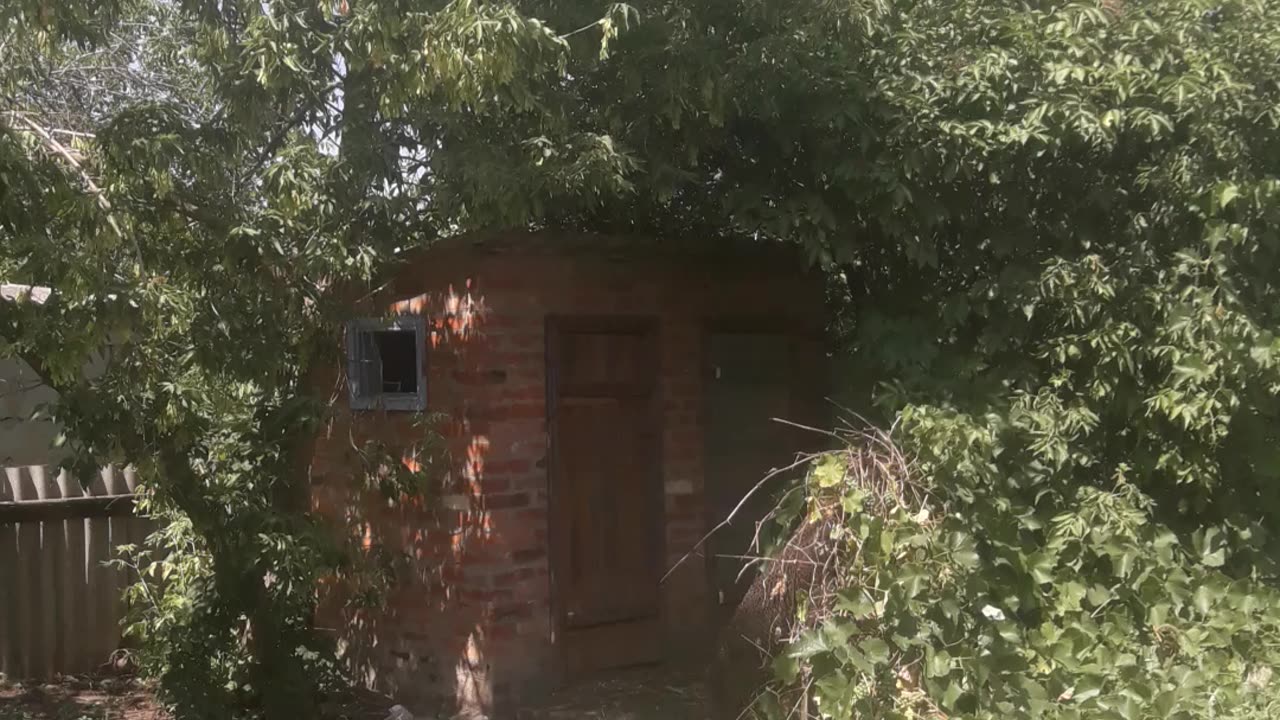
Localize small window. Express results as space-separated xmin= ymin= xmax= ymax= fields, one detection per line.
xmin=347 ymin=316 xmax=427 ymax=411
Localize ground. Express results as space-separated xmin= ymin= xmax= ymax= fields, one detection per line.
xmin=0 ymin=676 xmax=390 ymax=720
xmin=0 ymin=668 xmax=709 ymax=720
xmin=0 ymin=676 xmax=166 ymax=720
xmin=517 ymin=667 xmax=707 ymax=720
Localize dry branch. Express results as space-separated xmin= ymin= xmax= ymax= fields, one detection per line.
xmin=2 ymin=110 xmax=124 ymax=240
xmin=712 ymin=417 xmax=945 ymax=720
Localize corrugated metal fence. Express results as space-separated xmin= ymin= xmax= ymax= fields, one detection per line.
xmin=0 ymin=465 xmax=151 ymax=679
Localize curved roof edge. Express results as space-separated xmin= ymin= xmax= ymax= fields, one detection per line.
xmin=412 ymin=228 xmax=811 ymax=265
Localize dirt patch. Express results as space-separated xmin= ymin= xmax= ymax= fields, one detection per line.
xmin=517 ymin=666 xmax=708 ymax=720
xmin=1 ymin=669 xmax=710 ymax=720
xmin=0 ymin=676 xmax=168 ymax=720
xmin=0 ymin=679 xmax=398 ymax=720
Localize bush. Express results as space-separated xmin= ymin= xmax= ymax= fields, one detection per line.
xmin=112 ymin=424 xmax=447 ymax=719
xmin=757 ymin=420 xmax=1280 ymax=720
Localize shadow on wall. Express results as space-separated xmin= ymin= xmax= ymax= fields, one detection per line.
xmin=312 ymin=281 xmax=552 ymax=716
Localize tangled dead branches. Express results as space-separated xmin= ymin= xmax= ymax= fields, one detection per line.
xmin=711 ymin=416 xmax=942 ymax=720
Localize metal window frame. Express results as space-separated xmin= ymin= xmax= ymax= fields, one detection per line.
xmin=346 ymin=315 xmax=427 ymax=412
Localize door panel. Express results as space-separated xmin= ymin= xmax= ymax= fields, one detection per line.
xmin=557 ymin=397 xmax=658 ymax=626
xmin=548 ymin=319 xmax=662 ymax=674
xmin=704 ymin=331 xmax=827 ymax=622
xmin=557 ymin=331 xmax=650 ymax=392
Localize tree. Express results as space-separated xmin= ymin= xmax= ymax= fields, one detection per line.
xmin=1 ymin=1 xmax=639 ymax=716
xmin=4 ymin=0 xmax=1280 ymax=717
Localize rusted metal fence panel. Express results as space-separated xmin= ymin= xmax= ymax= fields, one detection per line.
xmin=0 ymin=465 xmax=152 ymax=680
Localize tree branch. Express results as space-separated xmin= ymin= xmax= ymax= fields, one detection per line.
xmin=2 ymin=110 xmax=124 ymax=241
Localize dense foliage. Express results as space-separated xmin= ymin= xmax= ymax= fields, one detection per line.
xmin=0 ymin=2 xmax=456 ymax=716
xmin=745 ymin=1 xmax=1280 ymax=718
xmin=767 ymin=424 xmax=1280 ymax=720
xmin=4 ymin=0 xmax=1280 ymax=718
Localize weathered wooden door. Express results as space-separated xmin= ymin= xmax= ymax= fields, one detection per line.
xmin=704 ymin=330 xmax=826 ymax=624
xmin=547 ymin=318 xmax=662 ymax=675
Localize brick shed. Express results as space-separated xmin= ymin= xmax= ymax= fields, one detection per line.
xmin=310 ymin=232 xmax=828 ymax=716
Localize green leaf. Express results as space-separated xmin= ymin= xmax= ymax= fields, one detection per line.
xmin=1193 ymin=585 xmax=1217 ymax=615
xmin=880 ymin=527 xmax=896 ymax=556
xmin=772 ymin=652 xmax=800 ymax=684
xmin=858 ymin=637 xmax=891 ymax=664
xmin=1060 ymin=580 xmax=1087 ymax=611
xmin=813 ymin=454 xmax=846 ymax=488
xmin=841 ymin=644 xmax=876 ymax=676
xmin=898 ymin=564 xmax=929 ymax=598
xmin=837 ymin=589 xmax=877 ymax=620
xmin=1073 ymin=675 xmax=1104 ymax=703
xmin=926 ymin=649 xmax=952 ymax=678
xmin=940 ymin=680 xmax=963 ymax=710
xmin=789 ymin=630 xmax=829 ymax=659
xmin=953 ymin=547 xmax=981 ymax=569
xmin=1201 ymin=548 xmax=1226 ymax=568
xmin=1215 ymin=182 xmax=1241 ymax=210
xmin=1086 ymin=585 xmax=1113 ymax=608
xmin=1028 ymin=550 xmax=1056 ymax=584
xmin=1021 ymin=678 xmax=1050 ymax=714
xmin=821 ymin=619 xmax=854 ymax=647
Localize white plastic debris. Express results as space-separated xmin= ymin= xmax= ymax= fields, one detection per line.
xmin=981 ymin=604 xmax=1006 ymax=621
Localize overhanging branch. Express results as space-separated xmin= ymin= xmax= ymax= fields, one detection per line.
xmin=1 ymin=110 xmax=125 ymax=241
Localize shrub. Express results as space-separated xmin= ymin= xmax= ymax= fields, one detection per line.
xmin=758 ymin=420 xmax=1280 ymax=719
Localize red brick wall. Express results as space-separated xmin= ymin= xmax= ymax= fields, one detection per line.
xmin=310 ymin=247 xmax=822 ymax=715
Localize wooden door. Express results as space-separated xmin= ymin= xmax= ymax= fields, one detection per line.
xmin=703 ymin=331 xmax=827 ymax=624
xmin=547 ymin=318 xmax=662 ymax=675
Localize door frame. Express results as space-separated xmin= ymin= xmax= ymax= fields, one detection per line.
xmin=544 ymin=315 xmax=665 ymax=674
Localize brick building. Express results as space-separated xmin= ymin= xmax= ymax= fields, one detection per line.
xmin=310 ymin=232 xmax=827 ymax=716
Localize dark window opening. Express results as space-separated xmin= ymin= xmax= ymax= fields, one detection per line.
xmin=347 ymin=317 xmax=427 ymax=411
xmin=372 ymin=330 xmax=419 ymax=393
